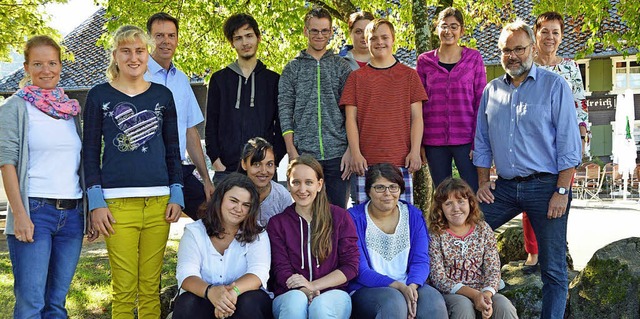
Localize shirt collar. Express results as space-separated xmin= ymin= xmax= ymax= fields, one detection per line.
xmin=148 ymin=56 xmax=177 ymax=75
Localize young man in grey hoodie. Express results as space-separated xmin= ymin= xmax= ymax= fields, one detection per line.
xmin=278 ymin=7 xmax=353 ymax=208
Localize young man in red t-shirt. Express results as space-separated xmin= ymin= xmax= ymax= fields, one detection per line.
xmin=340 ymin=19 xmax=427 ymax=204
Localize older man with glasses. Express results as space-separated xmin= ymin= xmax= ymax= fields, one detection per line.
xmin=473 ymin=20 xmax=581 ymax=319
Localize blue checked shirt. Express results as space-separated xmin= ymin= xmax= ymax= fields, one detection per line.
xmin=473 ymin=64 xmax=581 ymax=179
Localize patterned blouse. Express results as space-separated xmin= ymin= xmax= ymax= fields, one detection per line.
xmin=428 ymin=221 xmax=501 ymax=294
xmin=537 ymin=58 xmax=589 ymax=128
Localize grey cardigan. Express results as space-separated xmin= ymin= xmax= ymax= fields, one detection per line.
xmin=0 ymin=95 xmax=87 ymax=235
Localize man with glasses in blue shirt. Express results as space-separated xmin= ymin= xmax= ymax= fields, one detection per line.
xmin=473 ymin=20 xmax=581 ymax=319
xmin=278 ymin=7 xmax=352 ymax=208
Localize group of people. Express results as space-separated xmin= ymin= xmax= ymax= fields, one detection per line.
xmin=0 ymin=4 xmax=585 ymax=319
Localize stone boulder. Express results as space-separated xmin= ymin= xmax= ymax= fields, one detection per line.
xmin=567 ymin=237 xmax=640 ymax=319
xmin=500 ymin=262 xmax=544 ymax=319
xmin=160 ymin=284 xmax=178 ymax=319
xmin=497 ymin=227 xmax=528 ymax=265
xmin=501 ymin=262 xmax=579 ymax=319
xmin=497 ymin=226 xmax=574 ymax=270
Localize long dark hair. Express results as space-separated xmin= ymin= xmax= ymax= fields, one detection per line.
xmin=287 ymin=155 xmax=333 ymax=262
xmin=202 ymin=173 xmax=263 ymax=243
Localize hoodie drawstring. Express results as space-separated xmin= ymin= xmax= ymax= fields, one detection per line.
xmin=299 ymin=216 xmax=304 ymax=269
xmin=298 ymin=216 xmax=317 ymax=280
xmin=234 ymin=75 xmax=242 ymax=109
xmin=234 ymin=72 xmax=256 ymax=109
xmin=250 ymin=72 xmax=255 ymax=108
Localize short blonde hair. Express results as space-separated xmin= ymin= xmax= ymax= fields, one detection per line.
xmin=106 ymin=25 xmax=154 ymax=81
xmin=20 ymin=35 xmax=62 ymax=88
xmin=364 ymin=18 xmax=395 ymax=42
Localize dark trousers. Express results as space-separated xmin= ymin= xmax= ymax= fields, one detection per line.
xmin=424 ymin=143 xmax=478 ymax=192
xmin=172 ymin=290 xmax=272 ymax=319
xmin=319 ymin=157 xmax=349 ymax=209
xmin=182 ymin=164 xmax=206 ymax=220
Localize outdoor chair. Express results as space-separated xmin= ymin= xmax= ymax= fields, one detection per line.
xmin=572 ymin=164 xmax=587 ymax=199
xmin=582 ymin=163 xmax=602 ymax=200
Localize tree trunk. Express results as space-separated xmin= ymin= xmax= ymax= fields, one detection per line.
xmin=411 ymin=0 xmax=436 ymax=216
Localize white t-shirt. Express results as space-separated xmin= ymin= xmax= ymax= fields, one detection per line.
xmin=27 ymin=102 xmax=82 ymax=199
xmin=176 ymin=220 xmax=271 ymax=291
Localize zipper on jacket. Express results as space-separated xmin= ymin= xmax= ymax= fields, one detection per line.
xmin=316 ymin=61 xmax=325 ymax=160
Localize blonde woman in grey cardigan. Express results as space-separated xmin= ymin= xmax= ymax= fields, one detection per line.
xmin=0 ymin=35 xmax=87 ymax=319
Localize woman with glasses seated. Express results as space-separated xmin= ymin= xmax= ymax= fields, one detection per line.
xmin=348 ymin=163 xmax=447 ymax=319
xmin=416 ymin=7 xmax=486 ymax=192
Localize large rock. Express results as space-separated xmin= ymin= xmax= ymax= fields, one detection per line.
xmin=497 ymin=227 xmax=527 ymax=265
xmin=501 ymin=262 xmax=544 ymax=319
xmin=497 ymin=226 xmax=574 ymax=270
xmin=567 ymin=237 xmax=640 ymax=319
xmin=160 ymin=285 xmax=178 ymax=319
xmin=501 ymin=262 xmax=579 ymax=319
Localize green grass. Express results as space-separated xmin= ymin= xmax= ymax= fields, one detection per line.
xmin=0 ymin=239 xmax=178 ymax=319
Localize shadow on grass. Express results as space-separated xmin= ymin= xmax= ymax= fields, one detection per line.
xmin=0 ymin=239 xmax=178 ymax=319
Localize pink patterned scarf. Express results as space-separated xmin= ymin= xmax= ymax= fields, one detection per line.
xmin=16 ymin=85 xmax=80 ymax=120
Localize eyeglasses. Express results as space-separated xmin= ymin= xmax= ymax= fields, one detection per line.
xmin=308 ymin=28 xmax=332 ymax=36
xmin=438 ymin=23 xmax=460 ymax=31
xmin=372 ymin=184 xmax=401 ymax=193
xmin=501 ymin=43 xmax=532 ymax=57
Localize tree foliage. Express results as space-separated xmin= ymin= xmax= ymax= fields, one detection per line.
xmin=97 ymin=0 xmax=640 ymax=210
xmin=0 ymin=0 xmax=65 ymax=62
xmin=99 ymin=0 xmax=640 ymax=75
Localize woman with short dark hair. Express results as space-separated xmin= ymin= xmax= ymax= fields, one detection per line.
xmin=348 ymin=163 xmax=447 ymax=318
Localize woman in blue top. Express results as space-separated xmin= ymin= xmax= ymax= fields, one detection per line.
xmin=83 ymin=25 xmax=183 ymax=318
xmin=348 ymin=163 xmax=447 ymax=318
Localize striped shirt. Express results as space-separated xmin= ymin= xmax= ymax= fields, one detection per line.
xmin=416 ymin=47 xmax=486 ymax=146
xmin=340 ymin=61 xmax=427 ymax=166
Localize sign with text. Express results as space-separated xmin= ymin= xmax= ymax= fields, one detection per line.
xmin=586 ymin=96 xmax=615 ymax=111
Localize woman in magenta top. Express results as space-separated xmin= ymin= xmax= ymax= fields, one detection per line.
xmin=416 ymin=7 xmax=486 ymax=191
xmin=267 ymin=155 xmax=359 ymax=319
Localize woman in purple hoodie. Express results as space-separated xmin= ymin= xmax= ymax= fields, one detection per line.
xmin=267 ymin=154 xmax=359 ymax=319
xmin=417 ymin=7 xmax=486 ymax=192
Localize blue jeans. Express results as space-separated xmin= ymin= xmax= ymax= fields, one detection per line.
xmin=424 ymin=144 xmax=478 ymax=192
xmin=480 ymin=174 xmax=569 ymax=319
xmin=351 ymin=284 xmax=448 ymax=318
xmin=7 ymin=198 xmax=84 ymax=319
xmin=319 ymin=158 xmax=349 ymax=209
xmin=273 ymin=289 xmax=351 ymax=319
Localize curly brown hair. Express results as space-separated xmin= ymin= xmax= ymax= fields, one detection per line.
xmin=427 ymin=178 xmax=484 ymax=234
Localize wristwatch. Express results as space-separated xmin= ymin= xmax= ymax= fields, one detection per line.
xmin=555 ymin=187 xmax=568 ymax=195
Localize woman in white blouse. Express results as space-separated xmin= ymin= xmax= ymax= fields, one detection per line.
xmin=173 ymin=173 xmax=271 ymax=319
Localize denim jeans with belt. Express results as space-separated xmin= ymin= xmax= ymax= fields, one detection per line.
xmin=480 ymin=174 xmax=570 ymax=319
xmin=7 ymin=198 xmax=84 ymax=319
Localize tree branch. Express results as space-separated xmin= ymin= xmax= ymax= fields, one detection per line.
xmin=308 ymin=0 xmax=347 ymax=23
